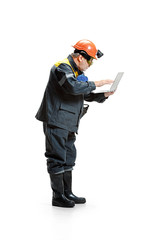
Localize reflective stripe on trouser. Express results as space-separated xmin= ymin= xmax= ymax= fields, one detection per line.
xmin=43 ymin=123 xmax=77 ymax=174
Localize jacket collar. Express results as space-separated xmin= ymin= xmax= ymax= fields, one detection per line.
xmin=67 ymin=55 xmax=83 ymax=75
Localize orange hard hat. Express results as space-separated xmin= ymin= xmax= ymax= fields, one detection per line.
xmin=73 ymin=39 xmax=98 ymax=59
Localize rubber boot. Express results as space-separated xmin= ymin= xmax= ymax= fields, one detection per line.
xmin=63 ymin=171 xmax=86 ymax=204
xmin=50 ymin=173 xmax=75 ymax=208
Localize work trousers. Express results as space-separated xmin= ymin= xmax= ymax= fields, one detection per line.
xmin=43 ymin=123 xmax=77 ymax=174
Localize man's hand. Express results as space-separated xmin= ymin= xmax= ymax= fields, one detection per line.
xmin=94 ymin=79 xmax=114 ymax=87
xmin=104 ymin=91 xmax=115 ymax=98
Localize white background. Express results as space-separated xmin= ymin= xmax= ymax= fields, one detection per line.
xmin=0 ymin=0 xmax=160 ymax=239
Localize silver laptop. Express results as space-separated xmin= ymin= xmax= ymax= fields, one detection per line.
xmin=93 ymin=72 xmax=124 ymax=93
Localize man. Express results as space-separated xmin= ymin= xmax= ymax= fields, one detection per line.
xmin=35 ymin=39 xmax=114 ymax=208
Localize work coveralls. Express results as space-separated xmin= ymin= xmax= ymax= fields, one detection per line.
xmin=35 ymin=55 xmax=107 ymax=174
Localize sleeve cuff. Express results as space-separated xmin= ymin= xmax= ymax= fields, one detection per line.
xmin=88 ymin=81 xmax=96 ymax=91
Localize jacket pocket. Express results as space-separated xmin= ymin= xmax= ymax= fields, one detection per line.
xmin=59 ymin=103 xmax=76 ymax=114
xmin=57 ymin=103 xmax=77 ymax=127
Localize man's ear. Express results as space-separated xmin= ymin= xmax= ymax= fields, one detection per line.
xmin=77 ymin=55 xmax=83 ymax=62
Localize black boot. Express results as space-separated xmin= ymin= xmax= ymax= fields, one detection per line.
xmin=50 ymin=173 xmax=75 ymax=208
xmin=63 ymin=171 xmax=86 ymax=204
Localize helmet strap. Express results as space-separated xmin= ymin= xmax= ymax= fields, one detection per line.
xmin=74 ymin=49 xmax=91 ymax=61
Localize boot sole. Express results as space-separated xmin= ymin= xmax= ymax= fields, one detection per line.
xmin=52 ymin=201 xmax=75 ymax=208
xmin=73 ymin=200 xmax=86 ymax=204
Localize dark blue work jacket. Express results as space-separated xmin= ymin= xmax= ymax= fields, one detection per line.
xmin=35 ymin=55 xmax=107 ymax=132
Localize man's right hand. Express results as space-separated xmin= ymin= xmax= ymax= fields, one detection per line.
xmin=94 ymin=79 xmax=114 ymax=87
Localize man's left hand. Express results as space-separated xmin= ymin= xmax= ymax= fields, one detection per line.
xmin=104 ymin=91 xmax=115 ymax=98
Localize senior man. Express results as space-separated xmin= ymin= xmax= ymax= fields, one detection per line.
xmin=35 ymin=39 xmax=114 ymax=207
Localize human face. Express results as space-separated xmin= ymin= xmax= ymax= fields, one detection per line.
xmin=79 ymin=56 xmax=93 ymax=71
xmin=87 ymin=57 xmax=94 ymax=66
